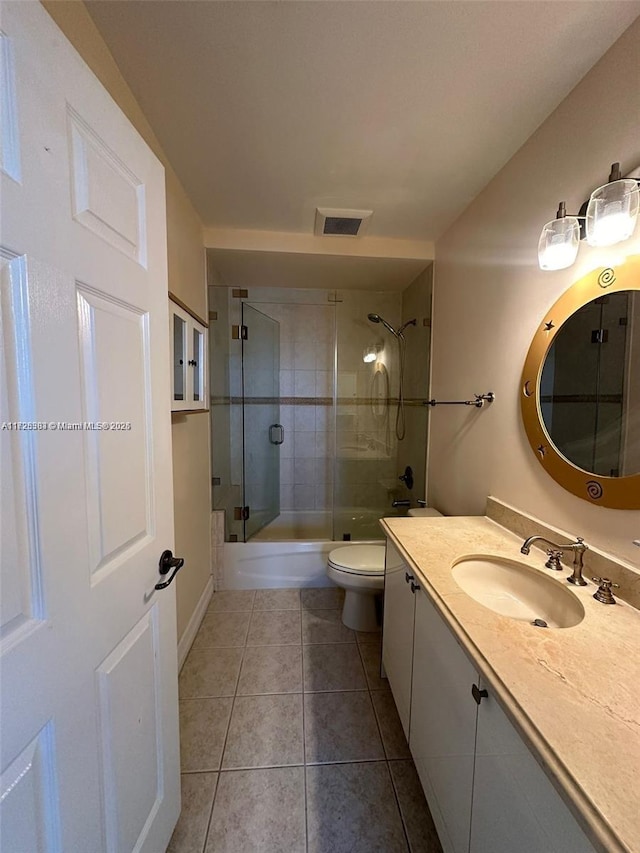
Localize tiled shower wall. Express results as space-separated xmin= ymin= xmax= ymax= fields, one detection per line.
xmin=209 ymin=275 xmax=432 ymax=541
xmin=397 ymin=266 xmax=433 ymax=505
xmin=246 ymin=290 xmax=336 ymax=512
xmin=335 ymin=290 xmax=401 ymax=514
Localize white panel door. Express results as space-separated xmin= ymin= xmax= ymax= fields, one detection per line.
xmin=470 ymin=680 xmax=597 ymax=853
xmin=381 ymin=540 xmax=416 ymax=738
xmin=0 ymin=4 xmax=180 ymax=851
xmin=409 ymin=590 xmax=478 ymax=853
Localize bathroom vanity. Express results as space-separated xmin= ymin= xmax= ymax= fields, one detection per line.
xmin=381 ymin=513 xmax=640 ymax=853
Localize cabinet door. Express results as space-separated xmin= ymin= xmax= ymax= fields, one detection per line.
xmin=171 ymin=307 xmax=188 ymax=410
xmin=470 ymin=682 xmax=597 ymax=853
xmin=190 ymin=321 xmax=207 ymax=408
xmin=410 ymin=590 xmax=479 ymax=853
xmin=170 ymin=303 xmax=208 ymax=412
xmin=382 ymin=540 xmax=415 ymax=738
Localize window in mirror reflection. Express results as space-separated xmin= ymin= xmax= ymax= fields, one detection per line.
xmin=540 ymin=291 xmax=639 ymax=477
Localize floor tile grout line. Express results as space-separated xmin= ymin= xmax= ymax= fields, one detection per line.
xmin=200 ymin=769 xmax=220 ymax=853
xmin=356 ymin=635 xmax=411 ymax=851
xmin=357 ymin=641 xmax=388 ymax=757
xmin=181 ymin=757 xmax=392 ymax=775
xmin=301 ymin=661 xmax=309 ymax=853
xmin=305 ymin=757 xmax=390 ymax=767
xmin=206 ymin=609 xmax=247 ymax=808
xmin=359 ymin=634 xmax=412 ymax=852
xmin=304 ymin=687 xmax=380 ymax=693
xmin=214 ymin=694 xmax=236 ymax=778
xmin=218 ymin=760 xmax=307 ymax=772
xmin=387 ymin=760 xmax=413 ymax=853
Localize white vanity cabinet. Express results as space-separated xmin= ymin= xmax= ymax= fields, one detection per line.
xmin=382 ymin=539 xmax=598 ymax=853
xmin=381 ymin=540 xmax=416 ymax=737
xmin=170 ymin=297 xmax=208 ymax=412
xmin=470 ymin=684 xmax=597 ymax=853
xmin=410 ymin=588 xmax=479 ymax=853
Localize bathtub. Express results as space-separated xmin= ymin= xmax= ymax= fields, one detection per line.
xmin=250 ymin=510 xmax=332 ymax=541
xmin=221 ymin=507 xmax=395 ymax=590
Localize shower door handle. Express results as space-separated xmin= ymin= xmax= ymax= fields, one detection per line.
xmin=269 ymin=424 xmax=284 ymax=445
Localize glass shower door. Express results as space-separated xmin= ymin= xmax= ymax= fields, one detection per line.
xmin=242 ymin=303 xmax=281 ymax=540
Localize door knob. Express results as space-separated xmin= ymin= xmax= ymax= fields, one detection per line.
xmin=155 ymin=549 xmax=185 ymax=590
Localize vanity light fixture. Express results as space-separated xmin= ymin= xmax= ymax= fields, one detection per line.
xmin=538 ymin=202 xmax=581 ymax=270
xmin=586 ymin=164 xmax=639 ymax=246
xmin=538 ymin=162 xmax=640 ymax=271
xmin=362 ymin=344 xmax=380 ymax=363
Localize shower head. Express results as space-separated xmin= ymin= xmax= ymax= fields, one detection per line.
xmin=367 ymin=313 xmax=416 ymax=340
xmin=367 ymin=313 xmax=399 ymax=337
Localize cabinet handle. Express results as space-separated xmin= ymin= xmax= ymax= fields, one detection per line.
xmin=405 ymin=572 xmax=414 ymax=584
xmin=410 ymin=580 xmax=420 ymax=594
xmin=472 ymin=683 xmax=489 ymax=705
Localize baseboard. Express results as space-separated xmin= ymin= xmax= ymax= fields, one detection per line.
xmin=177 ymin=576 xmax=214 ymax=671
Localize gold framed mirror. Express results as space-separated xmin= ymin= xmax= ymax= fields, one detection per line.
xmin=521 ymin=256 xmax=640 ymax=509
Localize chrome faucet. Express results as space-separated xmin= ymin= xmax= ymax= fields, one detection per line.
xmin=520 ymin=535 xmax=588 ymax=586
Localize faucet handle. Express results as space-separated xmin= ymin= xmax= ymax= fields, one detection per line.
xmin=545 ymin=549 xmax=563 ymax=570
xmin=592 ymin=577 xmax=620 ymax=605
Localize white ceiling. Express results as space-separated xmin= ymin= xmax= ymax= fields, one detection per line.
xmin=207 ymin=248 xmax=430 ymax=292
xmin=86 ymin=0 xmax=639 ymax=288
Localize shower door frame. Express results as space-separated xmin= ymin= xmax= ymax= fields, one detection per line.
xmin=241 ymin=302 xmax=281 ymax=541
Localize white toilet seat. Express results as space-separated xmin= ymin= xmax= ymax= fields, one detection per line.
xmin=327 ymin=544 xmax=385 ymax=576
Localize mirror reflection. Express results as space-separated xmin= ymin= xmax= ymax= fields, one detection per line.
xmin=540 ymin=290 xmax=639 ymax=477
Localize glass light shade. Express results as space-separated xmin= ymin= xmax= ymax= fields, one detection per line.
xmin=586 ymin=179 xmax=639 ymax=247
xmin=538 ymin=216 xmax=580 ymax=270
xmin=362 ymin=345 xmax=377 ymax=363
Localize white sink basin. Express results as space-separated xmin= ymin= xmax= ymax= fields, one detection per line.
xmin=451 ymin=555 xmax=585 ymax=628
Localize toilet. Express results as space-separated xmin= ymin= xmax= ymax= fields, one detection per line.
xmin=327 ymin=544 xmax=386 ymax=632
xmin=327 ymin=508 xmax=443 ymax=631
xmin=407 ymin=508 xmax=443 ymax=518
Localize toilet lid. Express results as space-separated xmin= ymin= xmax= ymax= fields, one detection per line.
xmin=328 ymin=545 xmax=386 ymax=575
xmin=407 ymin=507 xmax=442 ymax=518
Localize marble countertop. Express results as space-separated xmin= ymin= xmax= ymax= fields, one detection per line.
xmin=380 ymin=515 xmax=640 ymax=853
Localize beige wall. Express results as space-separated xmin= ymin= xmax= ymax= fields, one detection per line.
xmin=43 ymin=1 xmax=212 ymax=638
xmin=429 ymin=17 xmax=640 ymax=565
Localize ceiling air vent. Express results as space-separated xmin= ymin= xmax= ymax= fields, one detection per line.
xmin=314 ymin=207 xmax=373 ymax=237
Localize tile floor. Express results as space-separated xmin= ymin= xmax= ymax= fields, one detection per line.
xmin=169 ymin=588 xmax=442 ymax=853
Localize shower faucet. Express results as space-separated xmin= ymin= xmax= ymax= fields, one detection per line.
xmin=398 ymin=466 xmax=414 ymax=490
